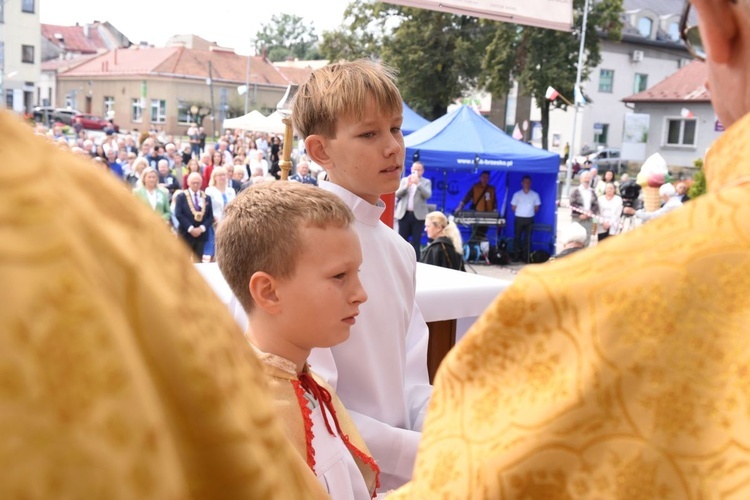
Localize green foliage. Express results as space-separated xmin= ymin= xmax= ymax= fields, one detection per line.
xmin=256 ymin=13 xmax=320 ymax=62
xmin=319 ymin=1 xmax=383 ymax=61
xmin=689 ymin=157 xmax=706 ymax=199
xmin=480 ymin=0 xmax=623 ymax=149
xmin=319 ymin=0 xmax=623 ymax=141
xmin=320 ymin=2 xmax=494 ymax=120
xmin=381 ymin=11 xmax=489 ymax=120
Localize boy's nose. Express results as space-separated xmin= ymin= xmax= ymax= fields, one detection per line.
xmin=384 ymin=134 xmax=403 ymax=156
xmin=351 ymin=278 xmax=368 ymax=305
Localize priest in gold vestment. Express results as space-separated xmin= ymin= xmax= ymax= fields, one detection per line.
xmin=0 ymin=113 xmax=326 ymax=498
xmin=393 ymin=0 xmax=750 ymax=497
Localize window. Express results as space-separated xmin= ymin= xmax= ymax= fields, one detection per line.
xmin=599 ymin=69 xmax=614 ymax=93
xmin=6 ymin=89 xmax=13 ymax=109
xmin=594 ymin=123 xmax=609 ymax=145
xmin=21 ymin=45 xmax=34 ymax=64
xmin=668 ymin=22 xmax=680 ymax=42
xmin=131 ymin=98 xmax=143 ymax=122
xmin=0 ymin=3 xmax=4 ymax=22
xmin=177 ymin=100 xmax=192 ymax=124
xmin=638 ymin=17 xmax=653 ymax=38
xmin=634 ymin=73 xmax=648 ymax=94
xmin=150 ymin=98 xmax=166 ymax=123
xmin=65 ymin=92 xmax=76 ymax=109
xmin=666 ymin=118 xmax=697 ymax=146
xmin=104 ymin=96 xmax=115 ymax=116
xmin=22 ymin=0 xmax=34 ymax=13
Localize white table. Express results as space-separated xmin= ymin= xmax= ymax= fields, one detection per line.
xmin=413 ymin=264 xmax=509 ymax=379
xmin=196 ymin=263 xmax=510 ymax=381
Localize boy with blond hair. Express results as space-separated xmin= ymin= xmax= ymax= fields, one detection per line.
xmin=293 ymin=59 xmax=432 ymax=490
xmin=216 ymin=182 xmax=379 ymax=499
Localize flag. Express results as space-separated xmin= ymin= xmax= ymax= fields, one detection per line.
xmin=545 ymin=86 xmax=560 ymax=101
xmin=512 ymin=123 xmax=523 ymax=140
xmin=574 ymin=86 xmax=587 ymax=105
xmin=681 ymin=107 xmax=695 ymax=118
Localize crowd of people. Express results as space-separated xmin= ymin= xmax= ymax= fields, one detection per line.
xmin=6 ymin=2 xmax=749 ymax=495
xmin=36 ymin=121 xmax=327 ymax=261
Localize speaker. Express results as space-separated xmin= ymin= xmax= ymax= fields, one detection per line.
xmin=529 ymin=250 xmax=550 ymax=264
xmin=488 ymin=245 xmax=510 ymax=265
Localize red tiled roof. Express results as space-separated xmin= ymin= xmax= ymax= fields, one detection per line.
xmin=276 ymin=65 xmax=313 ymax=85
xmin=58 ymin=47 xmax=179 ymax=76
xmin=42 ymin=24 xmax=110 ymax=54
xmin=623 ymin=60 xmax=710 ymax=103
xmin=57 ymin=47 xmax=290 ymax=87
xmin=41 ymin=54 xmax=98 ymax=72
xmin=154 ymin=49 xmax=290 ymax=86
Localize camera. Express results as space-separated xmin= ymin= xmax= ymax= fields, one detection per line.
xmin=619 ymin=180 xmax=642 ymax=210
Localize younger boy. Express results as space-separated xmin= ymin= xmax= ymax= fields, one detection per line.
xmin=215 ymin=182 xmax=379 ymax=499
xmin=293 ymin=59 xmax=433 ymax=490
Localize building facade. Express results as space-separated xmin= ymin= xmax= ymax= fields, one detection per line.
xmin=623 ymin=61 xmax=720 ymax=169
xmin=528 ymin=0 xmax=693 ymax=161
xmin=55 ymin=46 xmax=310 ymax=136
xmin=1 ymin=0 xmax=41 ymax=112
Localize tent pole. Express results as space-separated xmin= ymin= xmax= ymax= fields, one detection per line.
xmin=563 ymin=0 xmax=590 ymax=201
xmin=442 ymin=170 xmax=447 ymax=212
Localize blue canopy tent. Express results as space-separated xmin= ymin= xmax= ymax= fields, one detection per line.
xmin=402 ymin=102 xmax=430 ymax=135
xmin=404 ymin=105 xmax=560 ymax=256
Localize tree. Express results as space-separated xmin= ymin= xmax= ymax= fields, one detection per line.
xmin=319 ymin=1 xmax=383 ymax=62
xmin=320 ymin=0 xmax=622 ymax=145
xmin=479 ymin=0 xmax=623 ymax=149
xmin=256 ymin=13 xmax=320 ymax=62
xmin=688 ymin=157 xmax=706 ymax=199
xmin=320 ymin=2 xmax=491 ymax=120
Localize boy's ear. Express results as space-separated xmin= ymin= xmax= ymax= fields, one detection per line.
xmin=248 ymin=272 xmax=281 ymax=314
xmin=305 ymin=135 xmax=334 ymax=170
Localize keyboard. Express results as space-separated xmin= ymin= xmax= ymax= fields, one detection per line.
xmin=454 ymin=211 xmax=505 ymax=226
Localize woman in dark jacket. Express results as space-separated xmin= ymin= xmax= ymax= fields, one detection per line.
xmin=420 ymin=211 xmax=465 ymax=271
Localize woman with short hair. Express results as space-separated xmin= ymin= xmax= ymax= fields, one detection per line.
xmin=133 ymin=166 xmax=171 ymax=224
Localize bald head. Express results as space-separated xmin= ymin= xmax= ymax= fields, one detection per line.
xmin=297 ymin=162 xmax=310 ymax=176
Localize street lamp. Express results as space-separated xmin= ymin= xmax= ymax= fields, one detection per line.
xmin=562 ymin=0 xmax=592 ymax=201
xmin=276 ymin=84 xmax=299 ymax=181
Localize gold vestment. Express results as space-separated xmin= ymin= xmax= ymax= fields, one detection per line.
xmin=393 ymin=112 xmax=750 ymax=498
xmin=0 ymin=112 xmax=326 ymax=499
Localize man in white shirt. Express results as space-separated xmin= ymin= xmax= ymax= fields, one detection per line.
xmin=255 ymin=134 xmax=269 ymax=155
xmin=510 ymin=175 xmax=541 ymax=262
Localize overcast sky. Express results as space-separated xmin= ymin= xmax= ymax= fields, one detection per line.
xmin=39 ymin=0 xmax=351 ymax=54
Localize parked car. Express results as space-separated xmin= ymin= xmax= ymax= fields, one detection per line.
xmin=51 ymin=108 xmax=81 ymax=125
xmin=573 ymin=148 xmax=627 ymax=175
xmin=32 ymin=106 xmax=56 ymax=122
xmin=72 ymin=113 xmax=119 ymax=132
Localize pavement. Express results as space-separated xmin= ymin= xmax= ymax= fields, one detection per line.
xmin=469 ymin=205 xmax=573 ymax=282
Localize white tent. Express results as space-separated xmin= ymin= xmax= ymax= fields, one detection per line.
xmin=264 ymin=111 xmax=287 ymax=135
xmin=222 ymin=110 xmax=269 ymax=132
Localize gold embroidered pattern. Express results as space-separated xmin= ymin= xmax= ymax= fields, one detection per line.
xmin=0 ymin=113 xmax=327 ymax=499
xmin=392 ymin=112 xmax=750 ymax=498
